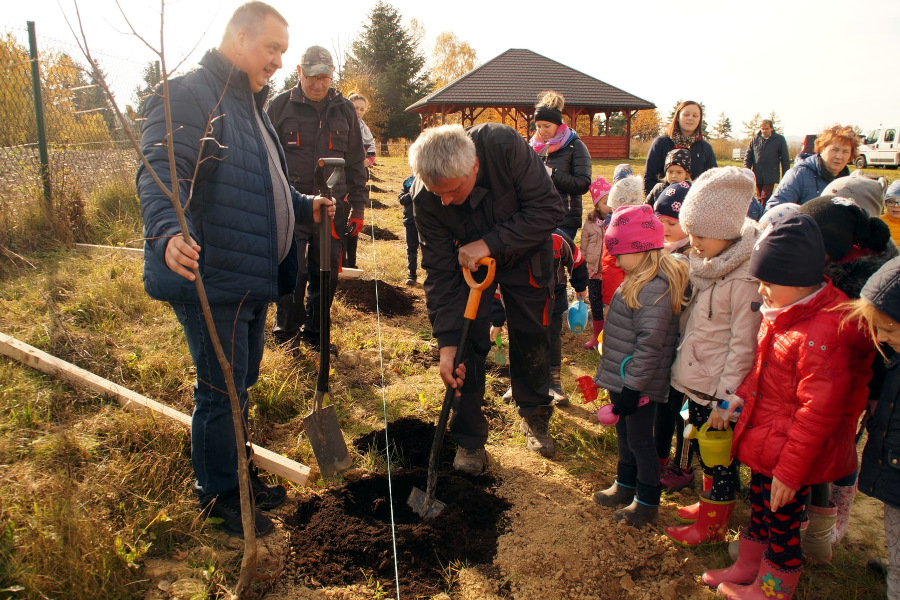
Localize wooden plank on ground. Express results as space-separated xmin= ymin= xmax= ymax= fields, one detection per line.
xmin=338 ymin=267 xmax=363 ymax=279
xmin=75 ymin=243 xmax=144 ymax=255
xmin=0 ymin=331 xmax=311 ymax=485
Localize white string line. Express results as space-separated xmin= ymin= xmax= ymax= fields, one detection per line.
xmin=364 ymin=174 xmax=402 ymax=599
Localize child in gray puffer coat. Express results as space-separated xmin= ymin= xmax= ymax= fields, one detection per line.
xmin=586 ymin=204 xmax=690 ymax=528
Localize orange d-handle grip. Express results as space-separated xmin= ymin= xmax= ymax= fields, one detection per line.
xmin=462 ymin=258 xmax=496 ymax=320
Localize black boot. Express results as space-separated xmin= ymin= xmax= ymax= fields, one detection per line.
xmin=613 ymin=481 xmax=661 ymax=528
xmin=593 ymin=463 xmax=637 ymax=507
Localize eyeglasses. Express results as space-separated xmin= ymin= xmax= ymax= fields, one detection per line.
xmin=886 ymin=199 xmax=900 ymax=207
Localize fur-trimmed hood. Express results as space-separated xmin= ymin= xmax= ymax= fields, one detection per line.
xmin=826 ymin=240 xmax=900 ymax=300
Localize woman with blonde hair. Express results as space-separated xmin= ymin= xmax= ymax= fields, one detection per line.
xmin=584 ymin=204 xmax=691 ymax=528
xmin=530 ymin=91 xmax=592 ymax=240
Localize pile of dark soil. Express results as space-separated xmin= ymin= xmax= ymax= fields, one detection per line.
xmin=353 ymin=416 xmax=454 ymax=468
xmin=366 ymin=198 xmax=388 ymax=209
xmin=362 ymin=224 xmax=399 ymax=240
xmin=283 ymin=418 xmax=511 ymax=598
xmin=336 ymin=279 xmax=418 ymax=317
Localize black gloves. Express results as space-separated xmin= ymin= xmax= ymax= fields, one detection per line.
xmin=611 ymin=386 xmax=641 ymax=416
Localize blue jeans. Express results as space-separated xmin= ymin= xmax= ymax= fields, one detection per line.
xmin=171 ymin=301 xmax=267 ymax=504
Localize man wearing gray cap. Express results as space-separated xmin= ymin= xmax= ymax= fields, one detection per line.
xmin=267 ymin=45 xmax=368 ymax=352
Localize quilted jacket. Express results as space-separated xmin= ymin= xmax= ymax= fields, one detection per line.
xmin=733 ymin=280 xmax=874 ymax=490
xmin=138 ymin=50 xmax=314 ymax=305
xmin=766 ymin=153 xmax=850 ymax=210
xmin=595 ymin=271 xmax=681 ymax=403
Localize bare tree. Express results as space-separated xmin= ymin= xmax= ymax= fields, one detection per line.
xmin=64 ymin=1 xmax=262 ymax=595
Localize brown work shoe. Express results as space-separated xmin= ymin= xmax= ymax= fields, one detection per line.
xmin=453 ymin=447 xmax=486 ymax=476
xmin=520 ymin=405 xmax=556 ymax=458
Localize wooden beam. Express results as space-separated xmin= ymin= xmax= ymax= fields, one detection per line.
xmin=76 ymin=243 xmax=143 ymax=254
xmin=0 ymin=331 xmax=312 ymax=485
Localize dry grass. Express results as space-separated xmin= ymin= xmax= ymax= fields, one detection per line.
xmin=0 ymin=155 xmax=890 ymax=599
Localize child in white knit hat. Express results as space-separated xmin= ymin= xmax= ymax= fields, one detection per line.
xmin=664 ymin=167 xmax=764 ymax=548
xmin=600 ymin=175 xmax=646 ymax=313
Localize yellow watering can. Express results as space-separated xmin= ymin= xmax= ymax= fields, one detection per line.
xmin=684 ymin=422 xmax=733 ymax=467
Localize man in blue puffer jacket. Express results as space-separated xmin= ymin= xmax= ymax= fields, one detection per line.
xmin=137 ymin=2 xmax=334 ymax=537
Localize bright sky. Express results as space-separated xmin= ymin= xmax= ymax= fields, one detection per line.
xmin=4 ymin=0 xmax=899 ymax=140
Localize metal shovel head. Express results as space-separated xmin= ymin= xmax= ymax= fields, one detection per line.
xmin=303 ymin=401 xmax=352 ymax=478
xmin=407 ymin=485 xmax=446 ymax=519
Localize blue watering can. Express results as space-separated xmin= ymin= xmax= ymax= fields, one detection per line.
xmin=567 ymin=298 xmax=588 ymax=334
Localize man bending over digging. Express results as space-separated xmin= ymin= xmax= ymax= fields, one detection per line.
xmin=408 ymin=123 xmax=563 ymax=474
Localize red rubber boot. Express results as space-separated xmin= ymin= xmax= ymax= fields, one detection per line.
xmin=675 ymin=474 xmax=713 ymax=523
xmin=702 ymin=533 xmax=767 ymax=587
xmin=718 ymin=558 xmax=802 ymax=600
xmin=666 ymin=497 xmax=735 ymax=546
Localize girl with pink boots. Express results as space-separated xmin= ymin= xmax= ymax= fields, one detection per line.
xmin=702 ymin=213 xmax=874 ymax=599
xmin=664 ymin=167 xmax=762 ymax=547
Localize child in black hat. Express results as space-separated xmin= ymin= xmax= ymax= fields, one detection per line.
xmin=799 ymin=194 xmax=898 ymax=559
xmin=702 ymin=213 xmax=874 ymax=599
xmin=646 ymin=148 xmax=691 ymax=206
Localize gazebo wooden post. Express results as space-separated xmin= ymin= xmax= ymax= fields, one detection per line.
xmin=624 ymin=109 xmax=633 ymax=158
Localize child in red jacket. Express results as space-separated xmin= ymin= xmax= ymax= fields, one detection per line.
xmin=702 ymin=214 xmax=873 ymax=600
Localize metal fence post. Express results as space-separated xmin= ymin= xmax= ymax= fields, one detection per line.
xmin=27 ymin=20 xmax=52 ymax=210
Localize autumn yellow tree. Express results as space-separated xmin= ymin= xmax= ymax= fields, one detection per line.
xmin=632 ymin=109 xmax=661 ymax=142
xmin=430 ymin=31 xmax=478 ymax=89
xmin=0 ymin=35 xmax=38 ymax=146
xmin=337 ymin=68 xmax=387 ymax=141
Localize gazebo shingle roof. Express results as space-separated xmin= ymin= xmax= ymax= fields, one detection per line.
xmin=407 ymin=48 xmax=655 ymax=112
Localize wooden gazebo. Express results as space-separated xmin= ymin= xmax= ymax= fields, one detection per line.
xmin=405 ymin=48 xmax=656 ymax=159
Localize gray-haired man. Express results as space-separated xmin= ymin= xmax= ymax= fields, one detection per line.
xmin=408 ymin=123 xmax=563 ymax=473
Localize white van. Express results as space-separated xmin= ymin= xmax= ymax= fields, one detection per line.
xmin=857 ymin=126 xmax=900 ymax=169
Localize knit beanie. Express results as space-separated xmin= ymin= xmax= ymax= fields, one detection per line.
xmin=680 ymin=166 xmax=755 ymax=239
xmin=861 ymin=256 xmax=900 ymax=324
xmin=608 ymin=175 xmax=644 ymax=210
xmin=749 ymin=213 xmax=825 ymax=286
xmin=822 ymin=171 xmax=888 ymax=217
xmin=654 ymin=181 xmax=691 ymax=221
xmin=664 ymin=148 xmax=691 ymax=175
xmin=799 ymin=195 xmax=892 ymax=260
xmin=534 ymin=105 xmax=563 ymax=126
xmin=604 ymin=205 xmax=665 ymax=256
xmin=758 ymin=202 xmax=801 ymax=229
xmin=589 ymin=176 xmax=612 ymax=204
xmin=887 ymin=180 xmax=900 ymax=201
xmin=613 ymin=163 xmax=635 ymax=183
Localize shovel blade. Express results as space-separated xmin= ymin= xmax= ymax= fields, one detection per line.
xmin=407 ymin=486 xmax=446 ymax=519
xmin=303 ymin=404 xmax=352 ymax=478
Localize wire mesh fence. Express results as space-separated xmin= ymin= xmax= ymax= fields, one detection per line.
xmin=0 ymin=21 xmax=150 ymax=236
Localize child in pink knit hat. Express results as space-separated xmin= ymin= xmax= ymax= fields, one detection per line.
xmin=581 ymin=177 xmax=612 ymax=349
xmin=584 ymin=204 xmax=691 ymax=528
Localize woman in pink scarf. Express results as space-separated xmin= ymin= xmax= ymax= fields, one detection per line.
xmin=530 ymin=91 xmax=592 ymax=241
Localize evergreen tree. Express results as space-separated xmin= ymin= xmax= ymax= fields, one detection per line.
xmin=281 ymin=70 xmax=299 ymax=93
xmin=742 ymin=112 xmax=762 ymax=139
xmin=344 ymin=1 xmax=433 ymax=140
xmin=131 ymin=61 xmax=161 ymax=118
xmin=767 ymin=110 xmax=783 ymax=133
xmin=713 ymin=112 xmax=733 ymax=140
